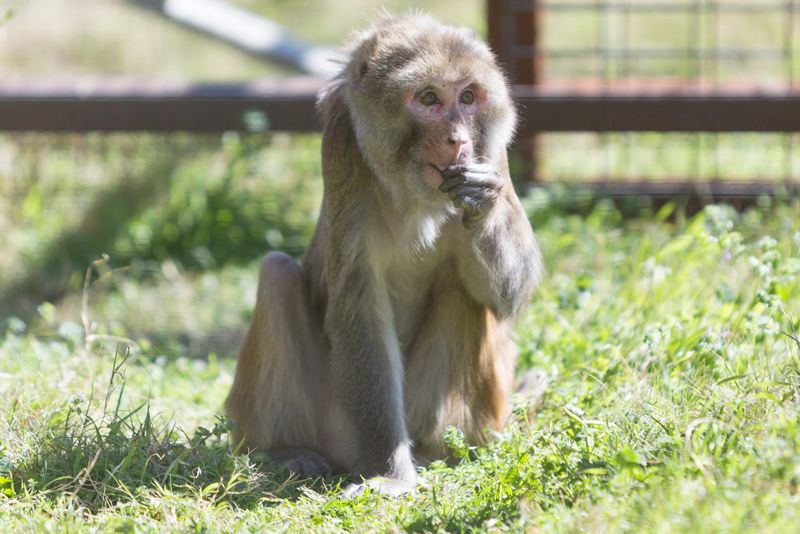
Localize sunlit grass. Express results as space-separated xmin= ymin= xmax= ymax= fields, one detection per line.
xmin=1 ymin=199 xmax=798 ymax=531
xmin=541 ymin=133 xmax=800 ymax=183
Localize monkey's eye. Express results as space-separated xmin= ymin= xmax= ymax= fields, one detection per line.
xmin=419 ymin=91 xmax=439 ymax=106
xmin=459 ymin=90 xmax=475 ymax=105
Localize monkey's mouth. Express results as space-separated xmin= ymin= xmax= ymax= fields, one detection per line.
xmin=423 ymin=163 xmax=448 ymax=188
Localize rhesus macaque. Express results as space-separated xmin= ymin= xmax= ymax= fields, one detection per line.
xmin=225 ymin=14 xmax=542 ymax=496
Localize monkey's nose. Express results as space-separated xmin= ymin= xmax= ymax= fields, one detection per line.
xmin=447 ymin=137 xmax=467 ymax=160
xmin=447 ymin=136 xmax=465 ymax=147
xmin=446 ymin=137 xmax=468 ymax=163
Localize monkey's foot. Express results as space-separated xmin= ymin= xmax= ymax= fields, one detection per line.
xmin=341 ymin=477 xmax=417 ymax=498
xmin=270 ymin=448 xmax=332 ymax=477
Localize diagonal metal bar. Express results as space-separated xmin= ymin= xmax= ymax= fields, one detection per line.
xmin=128 ymin=0 xmax=342 ymax=77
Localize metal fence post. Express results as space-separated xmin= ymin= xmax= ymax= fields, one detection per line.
xmin=488 ymin=0 xmax=543 ymax=184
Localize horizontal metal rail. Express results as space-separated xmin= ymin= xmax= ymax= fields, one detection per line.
xmin=0 ymin=78 xmax=323 ymax=133
xmin=513 ymin=86 xmax=800 ymax=132
xmin=2 ymin=78 xmax=799 ymax=133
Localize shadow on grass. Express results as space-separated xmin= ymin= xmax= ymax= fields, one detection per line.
xmin=0 ymin=134 xmax=315 ymax=327
xmin=120 ymin=326 xmax=246 ymax=361
xmin=10 ymin=348 xmax=339 ymax=511
xmin=0 ymin=149 xmax=176 ymax=323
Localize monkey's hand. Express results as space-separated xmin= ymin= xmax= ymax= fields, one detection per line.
xmin=439 ymin=163 xmax=504 ymax=229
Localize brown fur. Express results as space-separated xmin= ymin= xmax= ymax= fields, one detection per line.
xmin=225 ymin=14 xmax=542 ymax=493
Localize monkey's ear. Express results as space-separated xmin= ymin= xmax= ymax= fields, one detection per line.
xmin=347 ymin=51 xmax=373 ymax=83
xmin=346 ymin=55 xmax=370 ymax=85
xmin=345 ymin=29 xmax=380 ymax=83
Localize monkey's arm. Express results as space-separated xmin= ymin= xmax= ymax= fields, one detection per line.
xmin=317 ymin=83 xmax=416 ymax=489
xmin=324 ymin=246 xmax=417 ymax=487
xmin=442 ymin=162 xmax=542 ymax=319
xmin=462 ymin=193 xmax=541 ymax=318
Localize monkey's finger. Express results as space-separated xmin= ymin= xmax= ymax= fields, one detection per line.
xmin=440 ymin=165 xmax=470 ymax=179
xmin=464 ymin=162 xmax=497 ymax=175
xmin=441 ymin=162 xmax=495 ymax=177
xmin=462 ymin=171 xmax=503 ymax=189
xmin=448 ymin=187 xmax=480 ymax=205
xmin=452 ymin=196 xmax=493 ymax=221
xmin=440 ymin=174 xmax=500 ymax=193
xmin=448 ymin=184 xmax=499 ymax=204
xmin=439 ymin=174 xmax=467 ymax=192
xmin=439 ymin=167 xmax=489 ymax=185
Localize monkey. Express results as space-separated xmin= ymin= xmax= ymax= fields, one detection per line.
xmin=224 ymin=14 xmax=542 ymax=496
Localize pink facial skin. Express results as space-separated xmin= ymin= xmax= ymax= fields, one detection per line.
xmin=405 ymin=83 xmax=486 ymax=188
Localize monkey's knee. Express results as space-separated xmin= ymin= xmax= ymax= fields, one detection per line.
xmin=257 ymin=251 xmax=305 ymax=302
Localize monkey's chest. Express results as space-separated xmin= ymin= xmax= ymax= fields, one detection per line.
xmin=391 ymin=290 xmax=431 ymax=353
xmin=385 ymin=265 xmax=437 ymax=353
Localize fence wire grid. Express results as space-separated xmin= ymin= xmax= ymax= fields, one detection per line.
xmin=501 ymin=0 xmax=800 ymax=184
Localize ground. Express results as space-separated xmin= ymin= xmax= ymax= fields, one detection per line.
xmin=1 ymin=196 xmax=798 ymax=532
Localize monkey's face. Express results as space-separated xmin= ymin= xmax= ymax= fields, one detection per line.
xmin=404 ymin=81 xmax=483 ymax=189
xmin=340 ymin=15 xmax=517 ymax=205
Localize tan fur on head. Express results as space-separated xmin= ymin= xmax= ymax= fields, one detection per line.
xmin=318 ymin=14 xmax=517 ymax=205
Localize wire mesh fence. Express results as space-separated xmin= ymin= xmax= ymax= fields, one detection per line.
xmin=539 ymin=0 xmax=799 ymax=88
xmin=3 ymin=1 xmax=800 ymax=186
xmin=496 ymin=0 xmax=800 ymax=183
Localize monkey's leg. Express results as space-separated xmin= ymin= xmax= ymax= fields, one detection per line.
xmin=322 ymin=262 xmax=418 ymax=496
xmin=404 ymin=277 xmax=517 ymax=462
xmin=225 ymin=252 xmax=338 ymax=477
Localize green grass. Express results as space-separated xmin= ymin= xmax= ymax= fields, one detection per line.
xmin=0 ymin=133 xmax=324 ymax=321
xmin=541 ymin=133 xmax=800 ymax=183
xmin=1 ymin=199 xmax=798 ymax=532
xmin=1 ymin=2 xmax=800 ymax=530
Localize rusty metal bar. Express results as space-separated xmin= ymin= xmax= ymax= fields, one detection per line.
xmin=487 ymin=0 xmax=512 ymax=77
xmin=489 ymin=1 xmax=543 ymax=182
xmin=1 ymin=80 xmax=800 ymax=133
xmin=0 ymin=78 xmax=322 ymax=132
xmin=512 ymin=2 xmax=543 ymax=86
xmin=512 ymin=88 xmax=800 ymax=133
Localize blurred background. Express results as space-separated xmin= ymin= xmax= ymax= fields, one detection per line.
xmin=0 ymin=0 xmax=798 ymax=358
